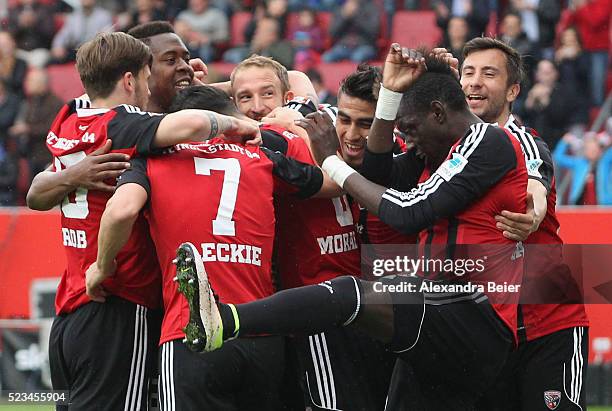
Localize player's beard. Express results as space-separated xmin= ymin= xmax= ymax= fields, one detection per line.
xmin=477 ymin=93 xmax=507 ymax=124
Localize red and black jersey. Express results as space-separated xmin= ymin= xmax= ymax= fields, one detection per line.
xmin=47 ymin=99 xmax=165 ymax=314
xmin=262 ymin=123 xmax=362 ymax=288
xmin=118 ymin=134 xmax=323 ymax=345
xmin=370 ymin=123 xmax=528 ymax=342
xmin=351 ymin=137 xmax=417 ymax=275
xmin=504 ymin=116 xmax=588 ymax=342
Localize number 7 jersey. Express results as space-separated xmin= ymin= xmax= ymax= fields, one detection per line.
xmin=117 ymin=137 xmax=324 ymax=345
xmin=47 ymin=99 xmax=165 ymax=314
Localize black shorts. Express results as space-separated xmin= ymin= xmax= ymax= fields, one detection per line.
xmin=49 ymin=297 xmax=161 ymax=411
xmin=476 ymin=326 xmax=589 ymax=411
xmin=293 ymin=328 xmax=395 ymax=411
xmin=381 ymin=276 xmax=514 ymax=411
xmin=158 ymin=336 xmax=285 ymax=411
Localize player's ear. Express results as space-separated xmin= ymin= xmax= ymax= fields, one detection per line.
xmin=122 ymin=72 xmax=134 ymax=92
xmin=430 ymin=101 xmax=446 ymax=124
xmin=284 ymin=90 xmax=295 ymax=104
xmin=507 ymin=83 xmax=520 ymax=103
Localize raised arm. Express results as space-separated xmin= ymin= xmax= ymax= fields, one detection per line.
xmin=154 ymin=109 xmax=261 ymax=148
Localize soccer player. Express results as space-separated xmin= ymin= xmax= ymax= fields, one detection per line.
xmin=128 ymin=21 xmax=201 ymax=113
xmin=177 ymin=49 xmax=529 ymax=410
xmin=459 ymin=37 xmax=589 ymax=410
xmin=37 ymin=32 xmax=258 ymax=411
xmin=27 ymin=21 xmax=209 ymax=210
xmin=84 ymin=84 xmax=341 ymax=410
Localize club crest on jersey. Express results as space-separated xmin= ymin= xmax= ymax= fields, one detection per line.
xmin=437 ymin=153 xmax=468 ymax=182
xmin=544 ymin=390 xmax=561 ymax=410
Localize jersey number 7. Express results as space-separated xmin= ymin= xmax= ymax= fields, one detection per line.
xmin=194 ymin=157 xmax=241 ymax=236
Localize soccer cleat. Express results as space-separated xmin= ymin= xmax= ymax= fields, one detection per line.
xmin=174 ymin=242 xmax=224 ymax=353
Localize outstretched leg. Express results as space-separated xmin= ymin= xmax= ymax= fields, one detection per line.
xmin=175 ymin=242 xmax=396 ymax=352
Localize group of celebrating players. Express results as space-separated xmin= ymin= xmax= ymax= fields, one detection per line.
xmin=27 ymin=18 xmax=588 ymax=411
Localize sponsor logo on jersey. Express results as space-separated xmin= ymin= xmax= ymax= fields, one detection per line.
xmin=544 ymin=390 xmax=561 ymax=410
xmin=527 ymin=158 xmax=543 ymax=178
xmin=437 ymin=153 xmax=468 ymax=182
xmin=46 ymin=131 xmax=81 ymax=150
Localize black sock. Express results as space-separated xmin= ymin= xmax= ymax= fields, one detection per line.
xmin=232 ymin=276 xmax=362 ymax=337
xmin=219 ymin=303 xmax=238 ymax=340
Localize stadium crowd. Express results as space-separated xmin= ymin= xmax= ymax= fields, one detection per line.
xmin=0 ymin=0 xmax=609 ymax=206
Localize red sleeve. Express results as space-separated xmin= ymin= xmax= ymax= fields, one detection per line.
xmin=286 ymin=137 xmax=315 ymax=165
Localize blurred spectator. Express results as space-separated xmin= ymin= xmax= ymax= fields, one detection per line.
xmin=499 ymin=12 xmax=537 ymax=77
xmin=555 ymin=27 xmax=589 ymax=100
xmin=9 ymin=68 xmax=63 ymax=176
xmin=442 ymin=16 xmax=469 ymax=64
xmin=508 ymin=0 xmax=539 ymax=43
xmin=116 ymin=0 xmax=166 ymax=33
xmin=0 ymin=79 xmax=20 ymax=142
xmin=50 ymin=0 xmax=113 ymax=64
xmin=306 ymin=68 xmax=337 ymax=105
xmin=536 ymin=0 xmax=561 ymax=59
xmin=175 ymin=0 xmax=229 ymax=61
xmin=566 ymin=0 xmax=610 ymax=107
xmin=499 ymin=12 xmax=535 ymax=56
xmin=224 ymin=16 xmax=294 ymax=68
xmin=521 ymin=59 xmax=587 ymax=150
xmin=242 ymin=0 xmax=289 ymax=46
xmin=6 ymin=0 xmax=55 ymax=67
xmin=0 ymin=31 xmax=27 ymax=96
xmin=322 ymin=0 xmax=379 ymax=63
xmin=288 ymin=8 xmax=324 ymax=71
xmin=434 ymin=0 xmax=490 ymax=40
xmin=0 ymin=139 xmax=19 ymax=206
xmin=554 ymin=124 xmax=612 ymax=204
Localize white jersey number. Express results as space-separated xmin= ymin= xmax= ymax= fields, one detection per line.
xmin=332 ymin=195 xmax=353 ymax=227
xmin=194 ymin=157 xmax=241 ymax=236
xmin=54 ymin=151 xmax=89 ymax=219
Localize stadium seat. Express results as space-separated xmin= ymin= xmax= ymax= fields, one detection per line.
xmin=318 ymin=61 xmax=359 ymax=92
xmin=230 ymin=11 xmax=252 ymax=47
xmin=47 ymin=63 xmax=84 ymax=103
xmin=391 ymin=11 xmax=442 ymax=49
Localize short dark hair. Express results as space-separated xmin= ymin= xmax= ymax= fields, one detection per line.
xmin=339 ymin=64 xmax=382 ymax=103
xmin=462 ymin=37 xmax=525 ymax=86
xmin=128 ymin=21 xmax=175 ymax=45
xmin=76 ymin=32 xmax=152 ymax=100
xmin=401 ymin=54 xmax=468 ymax=115
xmin=169 ymin=85 xmax=239 ymax=116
